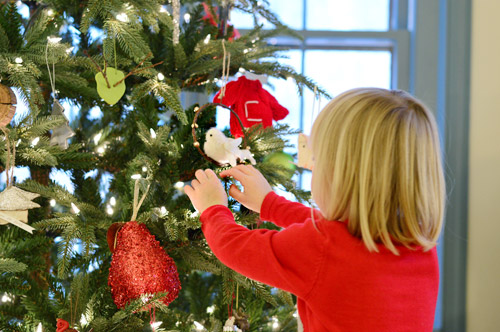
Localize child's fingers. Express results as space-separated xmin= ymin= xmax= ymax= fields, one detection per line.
xmin=191 ymin=179 xmax=200 ymax=188
xmin=228 ymin=184 xmax=245 ymax=202
xmin=195 ymin=169 xmax=208 ymax=182
xmin=234 ymin=164 xmax=253 ymax=175
xmin=184 ymin=185 xmax=194 ymax=199
xmin=204 ymin=169 xmax=217 ymax=179
xmin=220 ymin=168 xmax=247 ymax=181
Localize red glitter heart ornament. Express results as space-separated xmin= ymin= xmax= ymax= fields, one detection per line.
xmin=108 ymin=221 xmax=181 ymax=309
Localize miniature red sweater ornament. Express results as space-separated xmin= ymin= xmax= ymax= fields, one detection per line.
xmin=213 ymin=76 xmax=289 ymax=138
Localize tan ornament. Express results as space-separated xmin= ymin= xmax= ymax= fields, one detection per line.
xmin=0 ymin=186 xmax=39 ymax=233
xmin=0 ymin=84 xmax=17 ymax=127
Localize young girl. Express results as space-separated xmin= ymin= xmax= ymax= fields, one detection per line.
xmin=184 ymin=87 xmax=446 ymax=332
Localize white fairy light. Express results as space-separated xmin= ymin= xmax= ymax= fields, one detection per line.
xmin=36 ymin=322 xmax=43 ymax=332
xmin=131 ymin=174 xmax=141 ymax=180
xmin=116 ymin=13 xmax=129 ymax=22
xmin=238 ymin=67 xmax=245 ymax=73
xmin=160 ymin=206 xmax=167 ymax=215
xmin=180 ymin=144 xmax=184 ymax=148
xmin=184 ymin=13 xmax=191 ymax=23
xmin=71 ymin=203 xmax=80 ymax=215
xmin=96 ymin=146 xmax=105 ymax=154
xmin=150 ymin=128 xmax=157 ymax=138
xmin=93 ymin=132 xmax=102 ymax=145
xmin=1 ymin=293 xmax=12 ymax=302
xmin=193 ymin=321 xmax=204 ymax=331
xmin=157 ymin=72 xmax=165 ymax=81
xmin=31 ymin=137 xmax=40 ymax=147
xmin=47 ymin=36 xmax=62 ymax=44
xmin=206 ymin=305 xmax=215 ymax=314
xmin=204 ymin=34 xmax=211 ymax=44
xmin=16 ymin=139 xmax=21 ymax=146
xmin=15 ymin=57 xmax=23 ymax=64
xmin=272 ymin=316 xmax=280 ymax=329
xmin=50 ymin=199 xmax=56 ymax=207
xmin=174 ymin=181 xmax=184 ymax=190
xmin=142 ymin=166 xmax=148 ymax=172
xmin=110 ymin=197 xmax=116 ymax=206
xmin=80 ymin=313 xmax=89 ymax=326
xmin=106 ymin=205 xmax=114 ymax=215
xmin=151 ymin=321 xmax=163 ymax=330
xmin=47 ymin=9 xmax=54 ymax=16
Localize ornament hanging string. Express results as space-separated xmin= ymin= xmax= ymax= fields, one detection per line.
xmin=149 ymin=306 xmax=156 ymax=331
xmin=1 ymin=127 xmax=15 ymax=187
xmin=131 ymin=178 xmax=151 ymax=221
xmin=45 ymin=41 xmax=58 ymax=98
xmin=218 ymin=39 xmax=231 ymax=101
xmin=311 ymin=86 xmax=321 ymax=120
xmin=172 ymin=0 xmax=180 ymax=45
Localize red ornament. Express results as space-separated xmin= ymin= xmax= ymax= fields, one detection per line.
xmin=202 ymin=2 xmax=240 ymax=40
xmin=213 ymin=76 xmax=289 ymax=138
xmin=56 ymin=319 xmax=78 ymax=332
xmin=108 ymin=221 xmax=181 ymax=309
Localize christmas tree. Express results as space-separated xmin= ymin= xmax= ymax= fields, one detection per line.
xmin=0 ymin=1 xmax=325 ymax=331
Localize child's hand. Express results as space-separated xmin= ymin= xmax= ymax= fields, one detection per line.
xmin=184 ymin=169 xmax=228 ymax=214
xmin=220 ymin=165 xmax=272 ymax=213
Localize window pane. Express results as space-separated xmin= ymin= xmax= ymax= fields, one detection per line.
xmin=306 ymin=0 xmax=390 ymax=31
xmin=302 ymin=49 xmax=392 ymax=134
xmin=232 ymin=0 xmax=304 ymax=30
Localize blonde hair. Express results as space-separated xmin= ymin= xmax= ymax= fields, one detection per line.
xmin=310 ymin=88 xmax=445 ymax=255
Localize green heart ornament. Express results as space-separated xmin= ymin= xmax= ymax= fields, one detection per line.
xmin=95 ymin=67 xmax=126 ymax=105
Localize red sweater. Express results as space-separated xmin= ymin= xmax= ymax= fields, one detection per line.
xmin=200 ymin=192 xmax=439 ymax=332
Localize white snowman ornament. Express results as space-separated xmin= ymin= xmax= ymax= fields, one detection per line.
xmin=204 ymin=128 xmax=256 ymax=167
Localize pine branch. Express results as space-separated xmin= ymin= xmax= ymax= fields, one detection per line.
xmin=0 ymin=258 xmax=27 ymax=273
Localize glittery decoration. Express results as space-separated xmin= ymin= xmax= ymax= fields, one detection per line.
xmin=108 ymin=221 xmax=181 ymax=309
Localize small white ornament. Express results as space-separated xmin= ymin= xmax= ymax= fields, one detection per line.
xmin=0 ymin=186 xmax=39 ymax=233
xmin=223 ymin=317 xmax=242 ymax=332
xmin=50 ymin=100 xmax=75 ymax=149
xmin=296 ymin=133 xmax=314 ymax=170
xmin=204 ymin=128 xmax=256 ymax=167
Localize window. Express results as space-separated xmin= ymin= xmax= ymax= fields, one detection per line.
xmin=232 ymin=1 xmax=444 ymax=330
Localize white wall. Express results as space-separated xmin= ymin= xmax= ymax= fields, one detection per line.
xmin=467 ymin=0 xmax=500 ymax=330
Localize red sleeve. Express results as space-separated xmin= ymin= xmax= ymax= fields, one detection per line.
xmin=213 ymin=80 xmax=237 ymax=106
xmin=260 ymin=192 xmax=322 ymax=228
xmin=200 ymin=205 xmax=325 ymax=298
xmin=260 ymin=89 xmax=289 ymax=121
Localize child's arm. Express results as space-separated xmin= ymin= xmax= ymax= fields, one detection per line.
xmin=260 ymin=191 xmax=321 ymax=228
xmin=200 ymin=204 xmax=324 ymax=298
xmin=184 ymin=168 xmax=324 ymax=297
xmin=220 ymin=165 xmax=317 ymax=228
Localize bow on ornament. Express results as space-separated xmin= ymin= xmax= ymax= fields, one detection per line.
xmin=56 ymin=318 xmax=78 ymax=332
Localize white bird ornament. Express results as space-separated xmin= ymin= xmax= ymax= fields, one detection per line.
xmin=204 ymin=128 xmax=256 ymax=166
